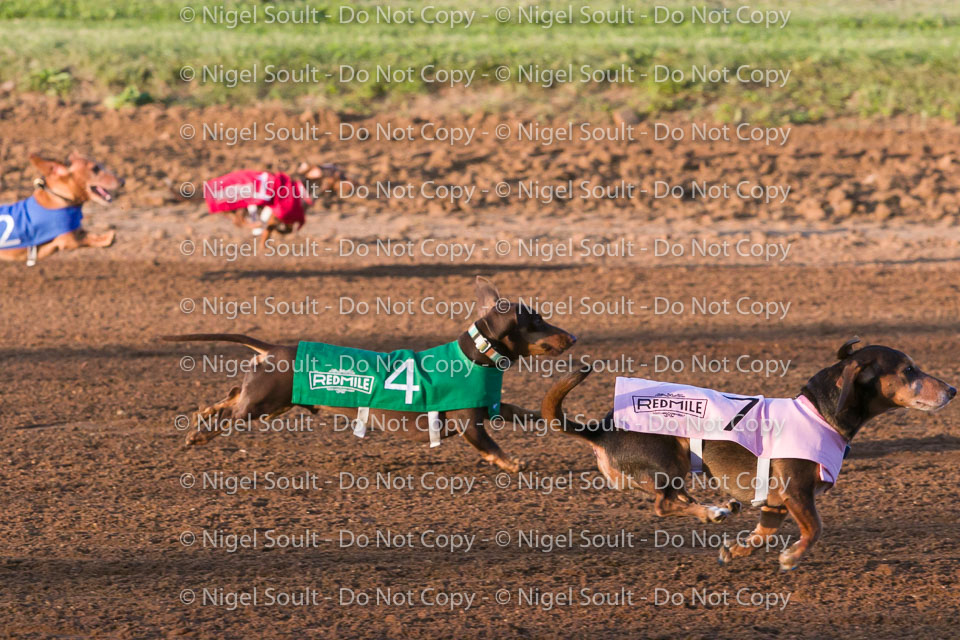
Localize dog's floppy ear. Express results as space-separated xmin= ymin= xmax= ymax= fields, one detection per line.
xmin=30 ymin=154 xmax=68 ymax=178
xmin=837 ymin=337 xmax=861 ymax=360
xmin=475 ymin=276 xmax=503 ymax=315
xmin=836 ymin=356 xmax=879 ymax=416
xmin=836 ymin=359 xmax=861 ymax=415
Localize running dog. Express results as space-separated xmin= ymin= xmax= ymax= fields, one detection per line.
xmin=541 ymin=339 xmax=955 ymax=570
xmin=0 ymin=152 xmax=123 ymax=265
xmin=163 ymin=276 xmax=576 ymax=472
xmin=204 ymin=163 xmax=349 ymax=248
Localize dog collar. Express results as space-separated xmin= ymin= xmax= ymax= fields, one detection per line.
xmin=34 ymin=177 xmax=79 ymax=206
xmin=468 ymin=323 xmax=510 ymax=370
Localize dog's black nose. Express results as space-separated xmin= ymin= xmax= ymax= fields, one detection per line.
xmin=948 ymin=386 xmax=957 ymax=399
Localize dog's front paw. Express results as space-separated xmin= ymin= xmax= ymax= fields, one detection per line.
xmin=184 ymin=421 xmax=219 ymax=447
xmin=495 ymin=457 xmax=526 ymax=473
xmin=184 ymin=430 xmax=209 ymax=447
xmin=705 ymin=506 xmax=732 ymax=524
xmin=89 ymin=230 xmax=116 ymax=248
xmin=778 ymin=550 xmax=801 ymax=572
xmin=718 ymin=545 xmax=734 ymax=565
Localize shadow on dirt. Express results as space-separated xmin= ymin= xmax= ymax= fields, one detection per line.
xmin=199 ymin=263 xmax=576 ymax=282
xmin=847 ymin=435 xmax=960 ymax=458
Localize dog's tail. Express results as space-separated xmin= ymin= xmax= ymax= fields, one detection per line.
xmin=541 ymin=365 xmax=604 ymax=443
xmin=160 ymin=333 xmax=275 ymax=355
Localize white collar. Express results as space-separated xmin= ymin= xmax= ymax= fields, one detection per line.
xmin=467 ymin=323 xmax=510 ymax=370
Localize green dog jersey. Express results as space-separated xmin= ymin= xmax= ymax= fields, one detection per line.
xmin=291 ymin=340 xmax=504 ymax=445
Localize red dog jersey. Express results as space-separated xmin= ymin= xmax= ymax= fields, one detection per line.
xmin=203 ymin=170 xmax=310 ymax=227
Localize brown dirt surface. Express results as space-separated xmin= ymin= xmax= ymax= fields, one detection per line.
xmin=2 ymin=97 xmax=960 ymax=229
xmin=1 ymin=99 xmax=960 ymax=639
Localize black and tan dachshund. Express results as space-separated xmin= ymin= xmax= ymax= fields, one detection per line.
xmin=164 ymin=277 xmax=576 ymax=472
xmin=541 ymin=339 xmax=955 ymax=570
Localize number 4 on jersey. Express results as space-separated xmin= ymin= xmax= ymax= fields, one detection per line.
xmin=384 ymin=359 xmax=421 ymax=404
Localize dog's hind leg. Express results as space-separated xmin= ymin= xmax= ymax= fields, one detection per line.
xmin=613 ymin=446 xmax=736 ymax=524
xmin=607 ymin=464 xmax=735 ymax=523
xmin=719 ymin=504 xmax=788 ymax=564
xmin=653 ymin=487 xmax=735 ymax=524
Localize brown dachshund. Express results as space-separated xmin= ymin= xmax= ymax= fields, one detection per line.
xmin=163 ymin=277 xmax=576 ymax=472
xmin=0 ymin=152 xmax=123 ymax=265
xmin=542 ymin=339 xmax=955 ymax=570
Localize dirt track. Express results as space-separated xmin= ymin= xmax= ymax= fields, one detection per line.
xmin=3 ymin=97 xmax=960 ymax=227
xmin=2 ymin=103 xmax=960 ymax=638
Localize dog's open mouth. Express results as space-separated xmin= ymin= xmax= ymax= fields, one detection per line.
xmin=90 ymin=185 xmax=114 ymax=203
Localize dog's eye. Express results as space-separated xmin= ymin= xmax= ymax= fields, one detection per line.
xmin=904 ymin=366 xmax=915 ymax=375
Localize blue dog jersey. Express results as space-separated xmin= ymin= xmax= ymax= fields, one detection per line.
xmin=0 ymin=196 xmax=83 ymax=249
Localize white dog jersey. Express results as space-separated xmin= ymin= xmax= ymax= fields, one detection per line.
xmin=612 ymin=377 xmax=847 ymax=504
